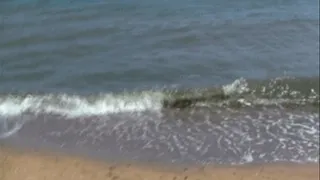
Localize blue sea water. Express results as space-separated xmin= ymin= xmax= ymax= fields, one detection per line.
xmin=0 ymin=0 xmax=319 ymax=165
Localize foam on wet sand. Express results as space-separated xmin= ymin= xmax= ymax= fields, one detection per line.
xmin=0 ymin=145 xmax=318 ymax=180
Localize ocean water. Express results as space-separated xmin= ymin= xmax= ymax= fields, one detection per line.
xmin=0 ymin=0 xmax=319 ymax=165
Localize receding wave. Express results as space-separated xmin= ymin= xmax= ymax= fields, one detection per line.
xmin=0 ymin=77 xmax=318 ymax=118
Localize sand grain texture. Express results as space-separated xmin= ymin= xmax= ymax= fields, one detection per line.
xmin=0 ymin=146 xmax=319 ymax=180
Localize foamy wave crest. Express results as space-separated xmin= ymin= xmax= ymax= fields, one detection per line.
xmin=222 ymin=77 xmax=250 ymax=95
xmin=0 ymin=92 xmax=165 ymax=117
xmin=0 ymin=77 xmax=318 ymax=117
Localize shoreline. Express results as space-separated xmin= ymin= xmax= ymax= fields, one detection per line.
xmin=1 ymin=144 xmax=319 ymax=180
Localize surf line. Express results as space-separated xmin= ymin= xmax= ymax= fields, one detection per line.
xmin=162 ymin=89 xmax=230 ymax=109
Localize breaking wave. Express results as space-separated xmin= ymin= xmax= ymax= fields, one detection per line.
xmin=0 ymin=77 xmax=318 ymax=118
xmin=0 ymin=77 xmax=319 ymax=165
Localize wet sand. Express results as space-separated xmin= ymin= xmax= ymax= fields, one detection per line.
xmin=0 ymin=145 xmax=318 ymax=180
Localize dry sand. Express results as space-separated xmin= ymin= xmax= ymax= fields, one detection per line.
xmin=0 ymin=146 xmax=319 ymax=180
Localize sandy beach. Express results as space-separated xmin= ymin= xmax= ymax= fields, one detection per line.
xmin=0 ymin=145 xmax=318 ymax=180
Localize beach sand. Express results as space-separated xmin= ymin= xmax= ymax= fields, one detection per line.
xmin=0 ymin=146 xmax=319 ymax=180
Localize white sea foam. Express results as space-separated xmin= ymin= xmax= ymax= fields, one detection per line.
xmin=0 ymin=92 xmax=164 ymax=118
xmin=0 ymin=79 xmax=248 ymax=118
xmin=222 ymin=78 xmax=250 ymax=95
xmin=0 ymin=78 xmax=317 ymax=118
xmin=0 ymin=116 xmax=24 ymax=139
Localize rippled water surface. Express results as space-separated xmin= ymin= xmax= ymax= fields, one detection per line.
xmin=0 ymin=0 xmax=319 ymax=165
